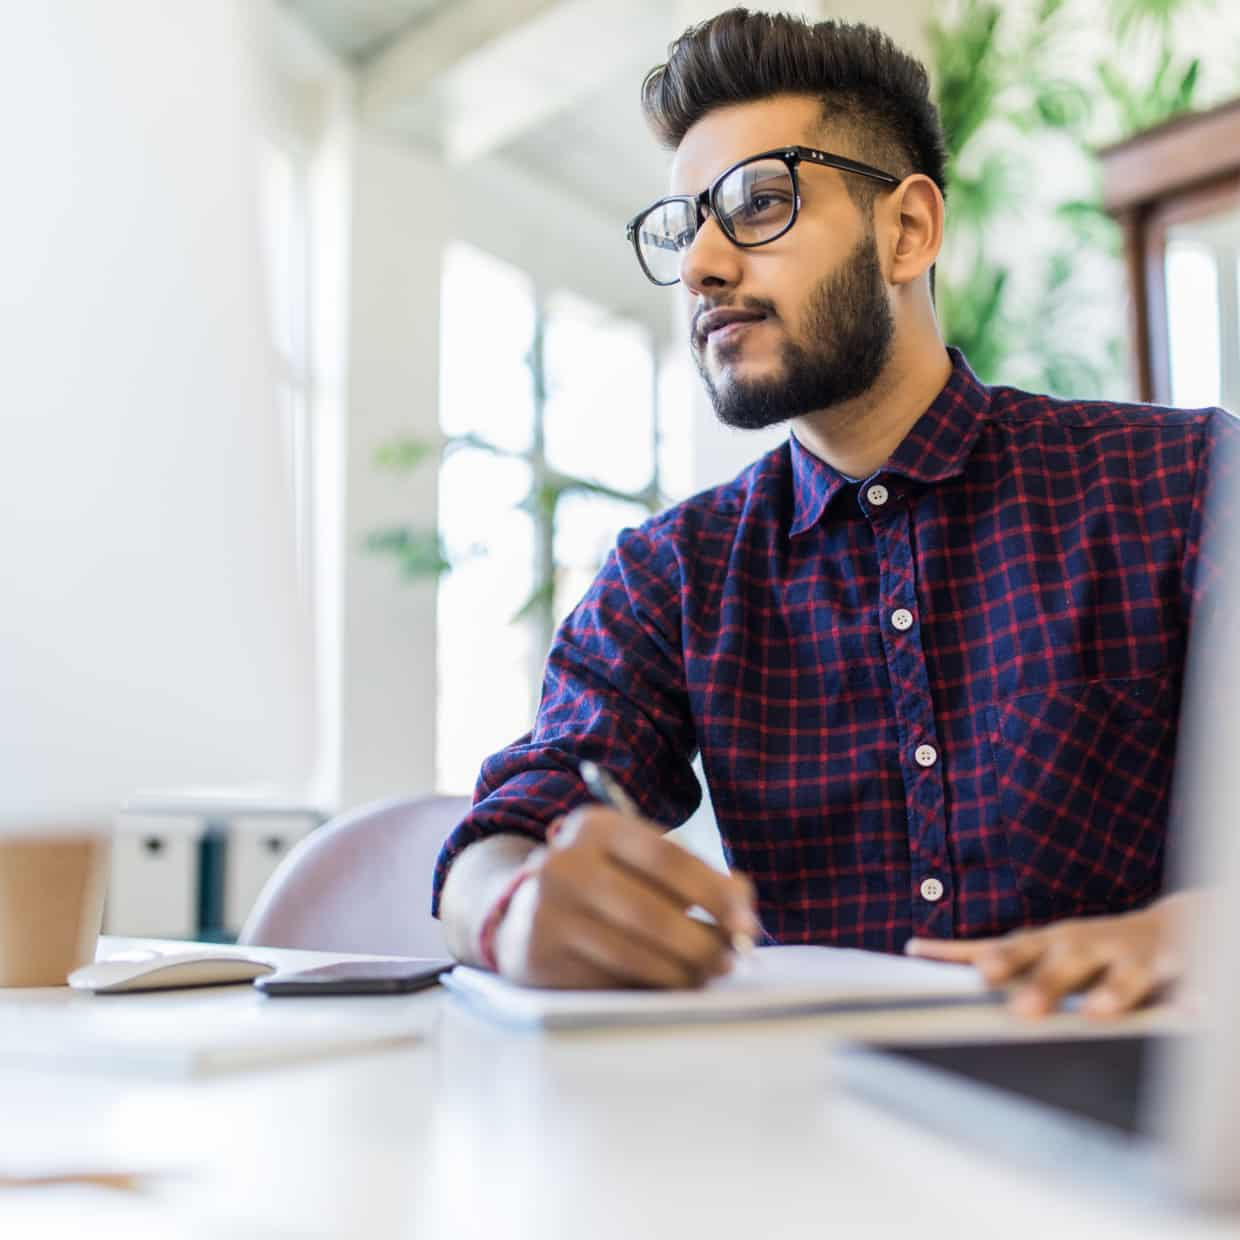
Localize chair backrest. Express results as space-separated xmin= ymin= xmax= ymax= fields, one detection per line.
xmin=238 ymin=794 xmax=471 ymax=957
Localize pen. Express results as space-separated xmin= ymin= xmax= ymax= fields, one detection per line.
xmin=577 ymin=759 xmax=755 ymax=957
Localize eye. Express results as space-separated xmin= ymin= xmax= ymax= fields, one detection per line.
xmin=736 ymin=188 xmax=792 ymax=221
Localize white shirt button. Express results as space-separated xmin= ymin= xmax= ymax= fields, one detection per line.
xmin=914 ymin=744 xmax=938 ymax=768
xmin=866 ymin=483 xmax=889 ymax=507
xmin=920 ymin=877 xmax=945 ymax=902
xmin=891 ymin=608 xmax=914 ymax=632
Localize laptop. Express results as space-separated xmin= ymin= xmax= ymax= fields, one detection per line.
xmin=835 ymin=443 xmax=1240 ymax=1210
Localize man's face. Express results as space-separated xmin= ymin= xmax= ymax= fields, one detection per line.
xmin=671 ymin=95 xmax=895 ymax=431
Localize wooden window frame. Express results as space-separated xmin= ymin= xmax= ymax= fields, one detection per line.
xmin=1100 ymin=98 xmax=1240 ymax=404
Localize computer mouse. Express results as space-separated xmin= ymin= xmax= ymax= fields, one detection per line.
xmin=67 ymin=950 xmax=276 ymax=993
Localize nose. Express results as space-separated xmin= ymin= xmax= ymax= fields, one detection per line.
xmin=679 ymin=211 xmax=742 ymax=297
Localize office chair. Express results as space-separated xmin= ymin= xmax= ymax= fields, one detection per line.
xmin=238 ymin=794 xmax=471 ymax=958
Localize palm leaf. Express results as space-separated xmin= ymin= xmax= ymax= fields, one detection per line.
xmin=1108 ymin=0 xmax=1211 ymax=40
xmin=937 ymin=263 xmax=1011 ymax=383
xmin=929 ymin=0 xmax=1005 ymax=160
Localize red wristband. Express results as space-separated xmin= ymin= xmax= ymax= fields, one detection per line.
xmin=478 ymin=864 xmax=539 ymax=972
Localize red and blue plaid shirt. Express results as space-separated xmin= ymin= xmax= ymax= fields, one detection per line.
xmin=433 ymin=350 xmax=1229 ymax=950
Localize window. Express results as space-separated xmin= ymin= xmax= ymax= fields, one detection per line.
xmin=544 ymin=289 xmax=657 ymax=624
xmin=437 ymin=244 xmax=538 ymax=794
xmin=1165 ymin=239 xmax=1222 ymax=410
xmin=436 ymin=242 xmax=678 ymax=794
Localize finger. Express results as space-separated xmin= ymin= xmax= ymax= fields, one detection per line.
xmin=551 ymin=805 xmax=632 ymax=850
xmin=1081 ymin=959 xmax=1159 ymax=1020
xmin=520 ymin=938 xmax=626 ymax=990
xmin=601 ymin=821 xmax=759 ymax=940
xmin=1011 ymin=942 xmax=1106 ymax=1019
xmin=905 ymin=938 xmax=991 ymax=963
xmin=907 ymin=933 xmax=1050 ymax=985
xmin=554 ymin=805 xmax=760 ymax=945
xmin=730 ymin=870 xmax=760 ymax=934
xmin=561 ymin=907 xmax=705 ymax=990
xmin=554 ymin=858 xmax=732 ymax=981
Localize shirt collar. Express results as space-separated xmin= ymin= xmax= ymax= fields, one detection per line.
xmin=788 ymin=348 xmax=990 ymax=538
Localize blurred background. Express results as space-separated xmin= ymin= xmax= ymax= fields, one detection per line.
xmin=4 ymin=0 xmax=1239 ymax=941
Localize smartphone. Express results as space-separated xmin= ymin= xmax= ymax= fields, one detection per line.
xmin=253 ymin=958 xmax=454 ymax=996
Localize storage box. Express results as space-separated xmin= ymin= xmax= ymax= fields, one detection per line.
xmin=104 ymin=814 xmax=202 ymax=940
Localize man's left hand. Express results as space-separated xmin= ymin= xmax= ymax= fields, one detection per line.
xmin=905 ymin=893 xmax=1195 ymax=1019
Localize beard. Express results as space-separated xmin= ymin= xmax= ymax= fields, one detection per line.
xmin=694 ymin=231 xmax=895 ymax=432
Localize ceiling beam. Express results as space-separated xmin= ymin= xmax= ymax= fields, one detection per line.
xmin=359 ymin=0 xmax=556 ymax=115
xmin=359 ymin=0 xmax=668 ymax=164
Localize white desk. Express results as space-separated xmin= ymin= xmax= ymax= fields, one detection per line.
xmin=1 ymin=938 xmax=1235 ymax=1240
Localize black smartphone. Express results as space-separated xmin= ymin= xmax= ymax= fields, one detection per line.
xmin=253 ymin=958 xmax=454 ymax=996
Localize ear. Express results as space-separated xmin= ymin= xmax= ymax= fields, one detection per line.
xmin=882 ymin=175 xmax=943 ymax=287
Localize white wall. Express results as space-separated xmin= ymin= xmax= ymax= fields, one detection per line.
xmin=0 ymin=1 xmax=317 ymax=825
xmin=339 ymin=130 xmax=443 ymax=808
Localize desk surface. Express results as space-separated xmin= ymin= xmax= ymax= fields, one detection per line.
xmin=1 ymin=938 xmax=1234 ymax=1240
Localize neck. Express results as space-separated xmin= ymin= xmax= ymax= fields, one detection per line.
xmin=790 ymin=332 xmax=953 ymax=480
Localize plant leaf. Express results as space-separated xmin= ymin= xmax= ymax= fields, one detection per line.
xmin=373 ymin=437 xmax=439 ymax=472
xmin=363 ymin=526 xmax=453 ymax=578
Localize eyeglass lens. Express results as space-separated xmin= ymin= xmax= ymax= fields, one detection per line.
xmin=636 ymin=158 xmax=796 ymax=284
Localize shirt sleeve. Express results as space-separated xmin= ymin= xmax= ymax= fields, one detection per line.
xmin=430 ymin=521 xmax=703 ymax=915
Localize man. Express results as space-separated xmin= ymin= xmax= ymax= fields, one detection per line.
xmin=435 ymin=8 xmax=1226 ymax=1015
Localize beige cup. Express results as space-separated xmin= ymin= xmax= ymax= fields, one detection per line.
xmin=0 ymin=831 xmax=110 ymax=987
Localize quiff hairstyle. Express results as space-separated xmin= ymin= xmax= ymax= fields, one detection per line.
xmin=640 ymin=8 xmax=948 ymax=213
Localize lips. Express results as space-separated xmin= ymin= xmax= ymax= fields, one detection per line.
xmin=695 ymin=307 xmax=767 ymax=348
xmin=710 ymin=318 xmax=760 ymax=344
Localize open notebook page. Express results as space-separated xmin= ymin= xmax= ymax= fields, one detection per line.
xmin=442 ymin=944 xmax=996 ymax=1029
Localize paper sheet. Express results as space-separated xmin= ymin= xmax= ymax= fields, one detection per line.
xmin=443 ymin=944 xmax=996 ymax=1029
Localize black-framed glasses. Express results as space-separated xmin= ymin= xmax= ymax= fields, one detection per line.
xmin=624 ymin=145 xmax=901 ymax=287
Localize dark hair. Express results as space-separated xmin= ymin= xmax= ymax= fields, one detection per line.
xmin=641 ymin=8 xmax=947 ymax=211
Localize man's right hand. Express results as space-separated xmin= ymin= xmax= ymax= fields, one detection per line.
xmin=487 ymin=805 xmax=760 ymax=990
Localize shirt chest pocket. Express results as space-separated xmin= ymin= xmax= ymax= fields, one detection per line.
xmin=986 ymin=671 xmax=1174 ymax=921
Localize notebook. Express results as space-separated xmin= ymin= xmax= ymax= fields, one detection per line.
xmin=441 ymin=943 xmax=996 ymax=1029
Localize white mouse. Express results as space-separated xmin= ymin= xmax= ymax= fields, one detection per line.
xmin=67 ymin=951 xmax=276 ymax=993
